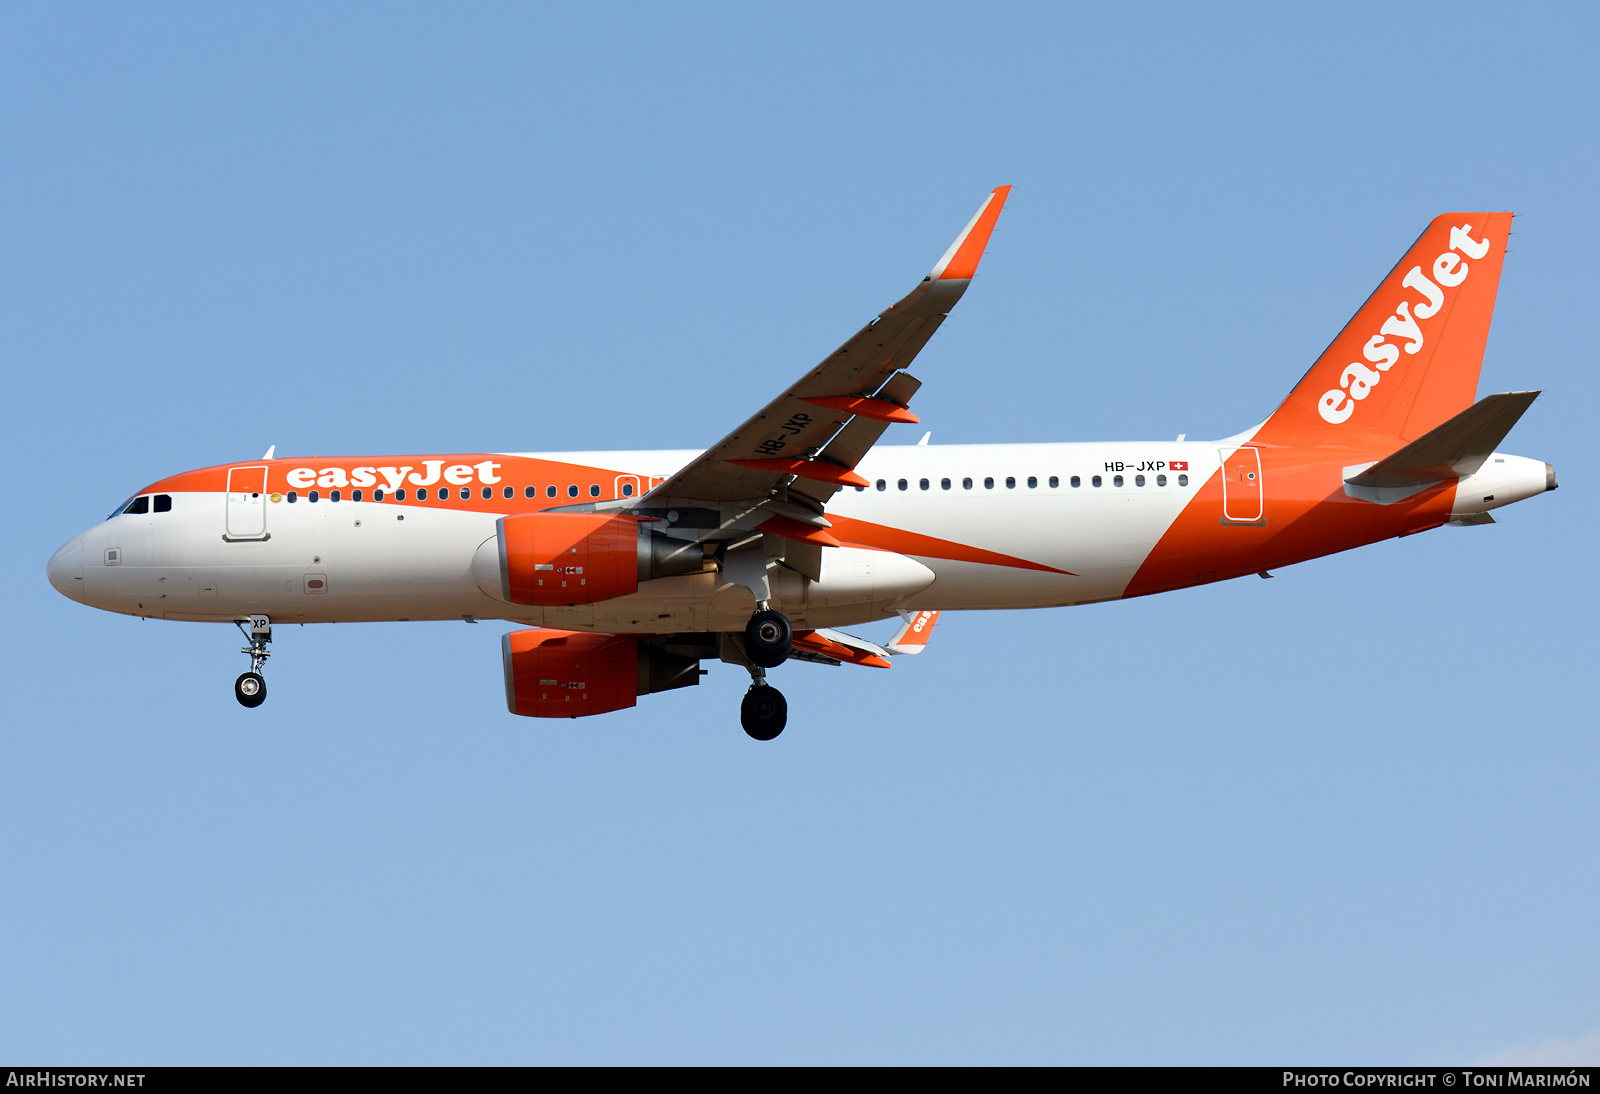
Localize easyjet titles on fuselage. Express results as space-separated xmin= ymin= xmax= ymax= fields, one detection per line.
xmin=285 ymin=460 xmax=505 ymax=493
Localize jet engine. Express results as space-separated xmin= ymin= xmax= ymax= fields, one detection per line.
xmin=501 ymin=628 xmax=701 ymax=717
xmin=483 ymin=513 xmax=706 ymax=606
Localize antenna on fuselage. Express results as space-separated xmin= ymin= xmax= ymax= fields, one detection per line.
xmin=262 ymin=445 xmax=276 ymax=460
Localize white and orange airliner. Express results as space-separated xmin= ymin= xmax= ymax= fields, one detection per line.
xmin=46 ymin=189 xmax=1556 ymax=738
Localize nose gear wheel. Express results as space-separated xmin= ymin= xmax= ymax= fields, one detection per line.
xmin=235 ymin=672 xmax=267 ymax=708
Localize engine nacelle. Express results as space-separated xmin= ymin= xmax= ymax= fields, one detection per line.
xmin=487 ymin=513 xmax=706 ymax=606
xmin=501 ymin=628 xmax=700 ymax=718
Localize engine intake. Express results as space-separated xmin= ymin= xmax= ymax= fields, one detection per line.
xmin=501 ymin=629 xmax=700 ymax=718
xmin=489 ymin=513 xmax=706 ymax=606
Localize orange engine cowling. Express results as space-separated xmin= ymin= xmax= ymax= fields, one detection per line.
xmin=493 ymin=512 xmax=707 ymax=606
xmin=501 ymin=628 xmax=701 ymax=718
xmin=498 ymin=513 xmax=641 ymax=605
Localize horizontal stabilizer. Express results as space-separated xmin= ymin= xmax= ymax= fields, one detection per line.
xmin=1344 ymin=391 xmax=1540 ymax=489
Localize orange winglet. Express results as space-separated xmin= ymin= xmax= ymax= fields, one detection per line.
xmin=727 ymin=458 xmax=870 ymax=489
xmin=934 ymin=185 xmax=1012 ymax=281
xmin=758 ymin=514 xmax=843 ymax=548
xmin=800 ymin=395 xmax=921 ymax=424
xmin=888 ymin=610 xmax=939 ymax=651
xmin=792 ymin=631 xmax=892 ymax=669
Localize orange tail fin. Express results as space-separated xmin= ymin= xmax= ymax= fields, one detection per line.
xmin=1256 ymin=212 xmax=1513 ymax=449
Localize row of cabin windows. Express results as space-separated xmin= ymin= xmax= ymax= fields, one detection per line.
xmin=862 ymin=473 xmax=1190 ymax=492
xmin=282 ymin=482 xmax=637 ymax=504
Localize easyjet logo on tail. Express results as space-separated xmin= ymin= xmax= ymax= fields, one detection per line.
xmin=1318 ymin=225 xmax=1492 ymax=425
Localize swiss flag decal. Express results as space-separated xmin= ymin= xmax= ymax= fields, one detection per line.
xmin=1170 ymin=461 xmax=1188 ymax=471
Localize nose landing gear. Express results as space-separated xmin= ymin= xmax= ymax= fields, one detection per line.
xmin=233 ymin=615 xmax=272 ymax=709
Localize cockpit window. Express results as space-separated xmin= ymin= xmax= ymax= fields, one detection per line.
xmin=107 ymin=496 xmax=138 ymax=520
xmin=123 ymin=496 xmax=149 ymax=516
xmin=153 ymin=494 xmax=172 ymax=513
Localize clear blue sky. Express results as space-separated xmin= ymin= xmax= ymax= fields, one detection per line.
xmin=3 ymin=1 xmax=1595 ymax=1065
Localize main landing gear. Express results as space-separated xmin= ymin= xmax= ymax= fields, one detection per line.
xmin=233 ymin=615 xmax=272 ymax=709
xmin=741 ymin=670 xmax=787 ymax=742
xmin=739 ymin=606 xmax=792 ymax=741
xmin=744 ymin=608 xmax=792 ymax=668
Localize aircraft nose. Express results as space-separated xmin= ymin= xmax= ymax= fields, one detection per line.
xmin=47 ymin=535 xmax=86 ymax=603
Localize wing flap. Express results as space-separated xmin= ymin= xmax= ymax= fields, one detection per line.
xmin=791 ymin=628 xmax=893 ymax=669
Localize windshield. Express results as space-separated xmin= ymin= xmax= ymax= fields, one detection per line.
xmin=106 ymin=495 xmax=144 ymax=519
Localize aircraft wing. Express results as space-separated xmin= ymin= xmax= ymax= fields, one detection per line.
xmin=641 ymin=186 xmax=1012 ymax=517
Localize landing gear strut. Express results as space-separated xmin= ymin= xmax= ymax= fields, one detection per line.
xmin=233 ymin=615 xmax=272 ymax=709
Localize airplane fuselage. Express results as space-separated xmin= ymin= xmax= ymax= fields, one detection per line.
xmin=48 ymin=439 xmax=1553 ymax=634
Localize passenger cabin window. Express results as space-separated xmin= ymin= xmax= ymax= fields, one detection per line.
xmin=1071 ymin=476 xmax=1081 ymax=487
xmin=417 ymin=488 xmax=428 ymax=500
xmin=941 ymin=478 xmax=951 ymax=490
xmin=153 ymin=494 xmax=172 ymax=512
xmin=503 ymin=486 xmax=514 ymax=499
xmin=963 ymin=477 xmax=973 ymax=489
xmin=461 ymin=487 xmax=471 ymax=500
xmin=1091 ymin=476 xmax=1101 ymax=488
xmin=1027 ymin=476 xmax=1037 ymax=488
xmin=919 ymin=478 xmax=929 ymax=490
xmin=621 ymin=483 xmax=634 ymax=497
xmin=1113 ymin=475 xmax=1124 ymax=487
xmin=567 ymin=485 xmax=579 ymax=498
xmin=590 ymin=485 xmax=600 ymax=497
xmin=395 ymin=489 xmax=406 ymax=501
xmin=524 ymin=486 xmax=536 ymax=498
xmin=1156 ymin=474 xmax=1167 ymax=487
xmin=352 ymin=489 xmax=363 ymax=501
xmin=330 ymin=489 xmax=341 ymax=502
xmin=897 ymin=479 xmax=908 ymax=491
xmin=1048 ymin=476 xmax=1058 ymax=488
xmin=483 ymin=487 xmax=493 ymax=500
xmin=1178 ymin=474 xmax=1189 ymax=487
xmin=876 ymin=480 xmax=887 ymax=491
xmin=309 ymin=490 xmax=320 ymax=502
xmin=1005 ymin=476 xmax=1016 ymax=489
xmin=984 ymin=477 xmax=994 ymax=489
xmin=546 ymin=485 xmax=557 ymax=498
xmin=1135 ymin=475 xmax=1145 ymax=487
xmin=373 ymin=489 xmax=384 ymax=501
xmin=287 ymin=491 xmax=299 ymax=503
